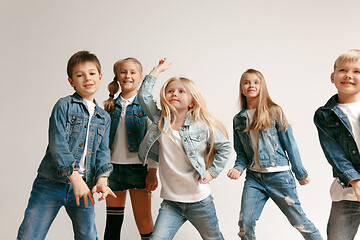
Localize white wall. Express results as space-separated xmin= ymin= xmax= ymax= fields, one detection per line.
xmin=2 ymin=0 xmax=360 ymax=239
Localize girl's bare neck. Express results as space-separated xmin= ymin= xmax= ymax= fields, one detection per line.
xmin=121 ymin=90 xmax=138 ymax=100
xmin=171 ymin=112 xmax=187 ymax=130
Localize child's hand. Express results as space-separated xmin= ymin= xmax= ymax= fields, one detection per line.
xmin=198 ymin=171 xmax=214 ymax=184
xmin=298 ymin=177 xmax=310 ymax=186
xmin=92 ymin=177 xmax=117 ymax=202
xmin=68 ymin=171 xmax=95 ymax=208
xmin=227 ymin=168 xmax=242 ymax=180
xmin=149 ymin=58 xmax=172 ymax=78
xmin=350 ymin=179 xmax=360 ymax=202
xmin=145 ymin=168 xmax=158 ymax=192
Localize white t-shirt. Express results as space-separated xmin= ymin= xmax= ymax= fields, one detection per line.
xmin=330 ymin=101 xmax=360 ymax=202
xmin=111 ymin=95 xmax=140 ymax=165
xmin=246 ymin=109 xmax=290 ymax=173
xmin=78 ymin=99 xmax=96 ymax=177
xmin=158 ymin=128 xmax=211 ymax=202
xmin=110 ymin=95 xmax=157 ymax=168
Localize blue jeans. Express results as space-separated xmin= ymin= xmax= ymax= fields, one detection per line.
xmin=327 ymin=200 xmax=360 ymax=240
xmin=151 ymin=195 xmax=224 ymax=240
xmin=17 ymin=174 xmax=97 ymax=240
xmin=238 ymin=170 xmax=322 ymax=240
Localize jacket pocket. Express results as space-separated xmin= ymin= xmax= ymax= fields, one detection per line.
xmin=68 ymin=114 xmax=82 ymax=133
xmin=97 ymin=126 xmax=105 ymax=144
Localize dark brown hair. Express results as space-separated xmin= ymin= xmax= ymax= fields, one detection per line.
xmin=67 ymin=50 xmax=101 ymax=79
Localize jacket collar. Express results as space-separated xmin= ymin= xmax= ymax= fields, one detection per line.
xmin=234 ymin=108 xmax=247 ymax=119
xmin=71 ymin=92 xmax=105 ymax=118
xmin=322 ymin=94 xmax=339 ymax=110
xmin=161 ymin=115 xmax=195 ymax=128
xmin=114 ymin=94 xmax=140 ymax=108
xmin=183 ymin=116 xmax=195 ymax=126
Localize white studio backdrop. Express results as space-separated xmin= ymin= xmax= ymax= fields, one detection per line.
xmin=1 ymin=0 xmax=359 ymax=239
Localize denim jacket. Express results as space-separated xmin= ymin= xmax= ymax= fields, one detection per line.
xmin=37 ymin=92 xmax=112 ymax=187
xmin=108 ymin=95 xmax=147 ymax=152
xmin=137 ymin=75 xmax=232 ymax=181
xmin=314 ymin=94 xmax=360 ymax=187
xmin=233 ymin=108 xmax=308 ymax=181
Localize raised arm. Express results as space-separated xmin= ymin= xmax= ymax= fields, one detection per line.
xmin=137 ymin=59 xmax=172 ymax=122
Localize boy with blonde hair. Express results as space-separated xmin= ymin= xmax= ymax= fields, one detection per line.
xmin=314 ymin=49 xmax=360 ymax=240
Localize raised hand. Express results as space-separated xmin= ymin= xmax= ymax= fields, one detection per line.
xmin=149 ymin=58 xmax=172 ymax=78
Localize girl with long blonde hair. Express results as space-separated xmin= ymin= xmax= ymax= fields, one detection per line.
xmin=227 ymin=69 xmax=322 ymax=240
xmin=137 ymin=59 xmax=231 ymax=240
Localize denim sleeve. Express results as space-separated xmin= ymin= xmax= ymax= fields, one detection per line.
xmin=138 ymin=75 xmax=162 ymax=123
xmin=314 ymin=109 xmax=360 ymax=186
xmin=207 ymin=128 xmax=232 ymax=178
xmin=95 ymin=114 xmax=112 ymax=180
xmin=48 ymin=99 xmax=76 ymax=177
xmin=277 ymin=124 xmax=308 ymax=181
xmin=232 ymin=117 xmax=249 ymax=174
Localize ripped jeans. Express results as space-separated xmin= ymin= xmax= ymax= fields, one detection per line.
xmin=238 ymin=170 xmax=322 ymax=240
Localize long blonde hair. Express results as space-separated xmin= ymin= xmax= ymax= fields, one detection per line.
xmin=239 ymin=69 xmax=289 ymax=131
xmin=159 ymin=77 xmax=228 ymax=168
xmin=104 ymin=58 xmax=143 ymax=112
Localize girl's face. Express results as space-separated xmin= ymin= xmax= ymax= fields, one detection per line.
xmin=117 ymin=60 xmax=143 ymax=96
xmin=165 ymin=80 xmax=193 ymax=114
xmin=241 ymin=73 xmax=261 ymax=100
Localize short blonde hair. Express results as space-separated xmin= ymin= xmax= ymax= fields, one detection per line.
xmin=334 ymin=49 xmax=360 ymax=72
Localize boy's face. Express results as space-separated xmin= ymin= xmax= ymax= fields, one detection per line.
xmin=331 ymin=60 xmax=360 ymax=103
xmin=117 ymin=60 xmax=143 ymax=97
xmin=68 ymin=61 xmax=102 ymax=101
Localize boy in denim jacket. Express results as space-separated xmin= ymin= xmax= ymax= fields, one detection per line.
xmin=314 ymin=49 xmax=360 ymax=240
xmin=17 ymin=51 xmax=116 ymax=240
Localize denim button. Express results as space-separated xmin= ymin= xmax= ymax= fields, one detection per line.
xmin=84 ymin=124 xmax=88 ymax=128
xmin=196 ymin=164 xmax=200 ymax=168
xmin=260 ymin=150 xmax=263 ymax=153
xmin=353 ymin=150 xmax=356 ymax=154
xmin=190 ymin=151 xmax=194 ymax=156
xmin=184 ymin=137 xmax=188 ymax=142
xmin=335 ymin=122 xmax=339 ymax=126
xmin=181 ymin=127 xmax=186 ymax=131
xmin=79 ymin=143 xmax=84 ymax=147
xmin=262 ymin=165 xmax=266 ymax=168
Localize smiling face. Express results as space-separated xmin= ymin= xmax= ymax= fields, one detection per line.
xmin=165 ymin=79 xmax=193 ymax=115
xmin=241 ymin=73 xmax=261 ymax=107
xmin=68 ymin=61 xmax=102 ymax=101
xmin=117 ymin=60 xmax=143 ymax=98
xmin=332 ymin=60 xmax=360 ymax=103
